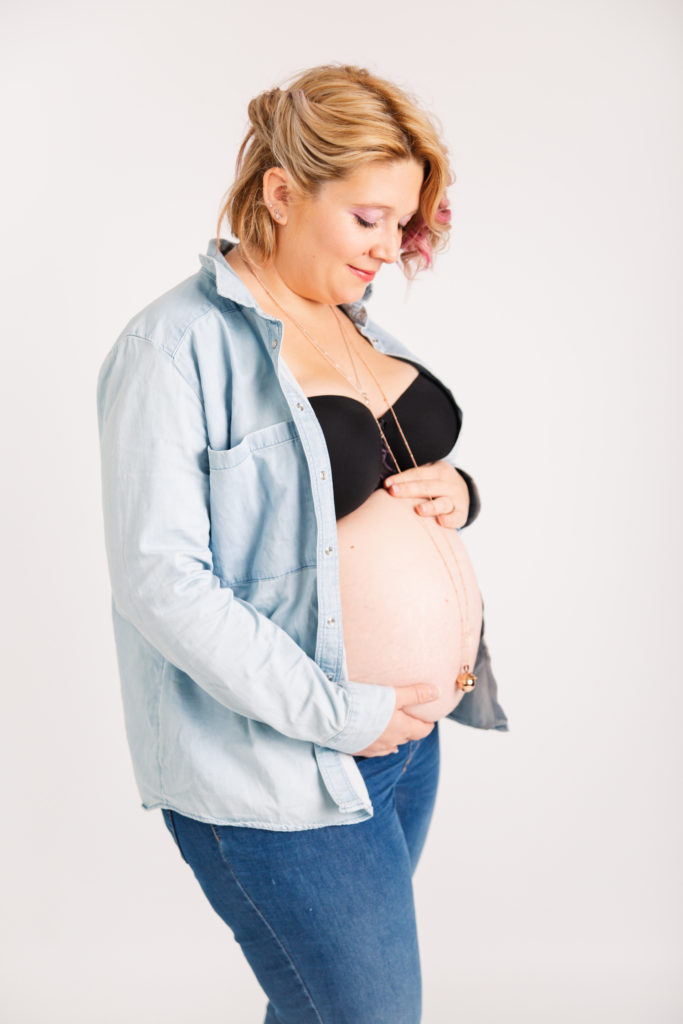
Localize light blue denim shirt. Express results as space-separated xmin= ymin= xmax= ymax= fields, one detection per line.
xmin=96 ymin=239 xmax=508 ymax=831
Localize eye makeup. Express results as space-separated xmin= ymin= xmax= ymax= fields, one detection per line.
xmin=354 ymin=214 xmax=380 ymax=229
xmin=352 ymin=208 xmax=416 ymax=230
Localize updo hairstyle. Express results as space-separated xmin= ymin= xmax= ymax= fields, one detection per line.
xmin=217 ymin=63 xmax=455 ymax=279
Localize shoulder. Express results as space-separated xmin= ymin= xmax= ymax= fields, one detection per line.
xmin=116 ymin=271 xmax=243 ymax=358
xmin=97 ymin=272 xmax=259 ymax=418
xmin=100 ymin=267 xmax=258 ymax=381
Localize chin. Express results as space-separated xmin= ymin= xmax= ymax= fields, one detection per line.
xmin=339 ymin=278 xmax=369 ymax=303
xmin=337 ymin=291 xmax=364 ymax=308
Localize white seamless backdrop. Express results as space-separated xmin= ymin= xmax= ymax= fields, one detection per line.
xmin=1 ymin=1 xmax=681 ymax=1021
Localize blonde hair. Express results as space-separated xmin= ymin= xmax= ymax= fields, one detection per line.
xmin=216 ymin=63 xmax=454 ymax=279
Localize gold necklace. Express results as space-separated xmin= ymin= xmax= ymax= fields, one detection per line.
xmin=235 ymin=245 xmax=477 ymax=693
xmin=331 ymin=309 xmax=477 ymax=693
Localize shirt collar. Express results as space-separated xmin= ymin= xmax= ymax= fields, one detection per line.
xmin=198 ymin=238 xmax=373 ymax=325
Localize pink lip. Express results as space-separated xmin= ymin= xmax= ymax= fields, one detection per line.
xmin=348 ymin=265 xmax=376 ymax=282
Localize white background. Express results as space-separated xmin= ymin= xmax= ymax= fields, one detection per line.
xmin=2 ymin=1 xmax=681 ymax=1021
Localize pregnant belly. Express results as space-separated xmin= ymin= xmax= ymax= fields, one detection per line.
xmin=337 ymin=488 xmax=483 ymax=722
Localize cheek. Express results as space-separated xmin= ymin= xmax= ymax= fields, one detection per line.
xmin=308 ymin=218 xmax=369 ymax=269
xmin=327 ymin=220 xmax=366 ymax=258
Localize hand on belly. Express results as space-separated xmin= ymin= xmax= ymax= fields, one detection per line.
xmin=337 ymin=488 xmax=483 ymax=721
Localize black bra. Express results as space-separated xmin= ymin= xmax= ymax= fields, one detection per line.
xmin=308 ymin=356 xmax=462 ymax=519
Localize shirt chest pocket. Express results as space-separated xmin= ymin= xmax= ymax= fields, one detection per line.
xmin=207 ymin=419 xmax=317 ymax=585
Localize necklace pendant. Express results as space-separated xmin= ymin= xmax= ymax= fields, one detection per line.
xmin=456 ymin=665 xmax=477 ymax=692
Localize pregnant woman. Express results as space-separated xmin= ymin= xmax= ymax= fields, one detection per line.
xmin=97 ymin=63 xmax=508 ymax=1024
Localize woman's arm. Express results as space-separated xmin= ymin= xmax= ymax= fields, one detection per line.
xmin=96 ymin=334 xmax=396 ymax=754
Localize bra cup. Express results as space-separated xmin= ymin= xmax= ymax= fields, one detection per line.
xmin=378 ymin=372 xmax=460 ymax=473
xmin=308 ymin=367 xmax=461 ymax=520
xmin=308 ymin=395 xmax=384 ymax=519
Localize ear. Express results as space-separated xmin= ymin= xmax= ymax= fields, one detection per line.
xmin=262 ymin=166 xmax=295 ymax=225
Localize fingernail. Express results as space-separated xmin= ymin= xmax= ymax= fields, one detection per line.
xmin=428 ymin=686 xmax=440 ymax=699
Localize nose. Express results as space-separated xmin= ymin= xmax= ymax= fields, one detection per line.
xmin=368 ymin=227 xmax=401 ymax=265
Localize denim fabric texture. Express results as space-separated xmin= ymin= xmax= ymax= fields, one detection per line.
xmin=162 ymin=723 xmax=440 ymax=1024
xmin=96 ymin=238 xmax=509 ymax=831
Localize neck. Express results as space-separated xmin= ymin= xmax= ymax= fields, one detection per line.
xmin=235 ymin=243 xmax=333 ymax=323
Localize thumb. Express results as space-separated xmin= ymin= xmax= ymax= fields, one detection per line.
xmin=395 ymin=683 xmax=440 ymax=709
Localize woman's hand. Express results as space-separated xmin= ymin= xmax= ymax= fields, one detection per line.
xmin=382 ymin=461 xmax=470 ymax=529
xmin=352 ymin=684 xmax=440 ymax=757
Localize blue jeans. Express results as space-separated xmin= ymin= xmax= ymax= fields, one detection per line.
xmin=162 ymin=722 xmax=440 ymax=1023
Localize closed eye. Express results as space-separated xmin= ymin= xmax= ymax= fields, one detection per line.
xmin=354 ymin=215 xmax=406 ymax=232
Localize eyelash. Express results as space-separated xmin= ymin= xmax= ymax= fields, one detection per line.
xmin=354 ymin=215 xmax=406 ymax=232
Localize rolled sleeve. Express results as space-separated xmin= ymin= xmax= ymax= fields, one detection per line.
xmin=322 ymin=680 xmax=396 ymax=754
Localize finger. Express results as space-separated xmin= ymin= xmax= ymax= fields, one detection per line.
xmin=384 ymin=476 xmax=443 ymax=498
xmin=436 ymin=510 xmax=465 ymax=529
xmin=410 ymin=494 xmax=467 ymax=528
xmin=415 ymin=495 xmax=459 ymax=517
xmin=395 ymin=683 xmax=440 ymax=708
xmin=382 ymin=461 xmax=442 ymax=487
xmin=399 ymin=717 xmax=436 ymax=740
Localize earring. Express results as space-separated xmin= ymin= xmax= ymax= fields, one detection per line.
xmin=268 ymin=203 xmax=282 ymax=221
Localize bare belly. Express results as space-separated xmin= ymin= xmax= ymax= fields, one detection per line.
xmin=337 ymin=488 xmax=483 ymax=722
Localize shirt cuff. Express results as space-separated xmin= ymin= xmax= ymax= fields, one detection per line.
xmin=322 ymin=681 xmax=396 ymax=755
xmin=454 ymin=466 xmax=481 ymax=528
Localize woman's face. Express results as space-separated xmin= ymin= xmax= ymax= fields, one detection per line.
xmin=271 ymin=157 xmax=425 ymax=306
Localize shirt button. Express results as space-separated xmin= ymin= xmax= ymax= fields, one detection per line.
xmin=296 ymin=402 xmax=304 ymax=411
xmin=271 ymin=338 xmax=278 ymax=348
xmin=324 ymin=545 xmax=333 ymax=555
xmin=326 ymin=672 xmax=334 ymax=680
xmin=326 ymin=616 xmax=335 ymax=626
xmin=320 ymin=470 xmax=326 ymax=480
